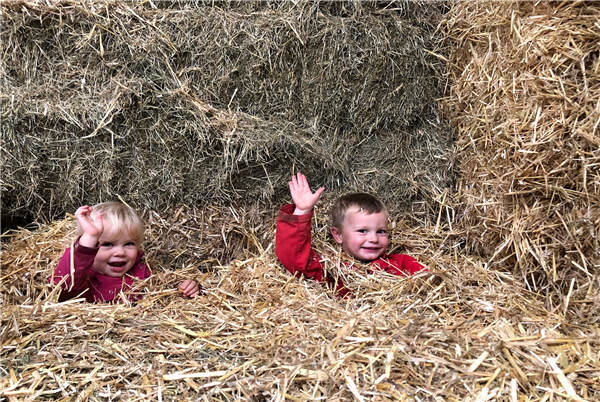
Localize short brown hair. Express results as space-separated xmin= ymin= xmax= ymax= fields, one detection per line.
xmin=77 ymin=202 xmax=144 ymax=243
xmin=331 ymin=193 xmax=388 ymax=229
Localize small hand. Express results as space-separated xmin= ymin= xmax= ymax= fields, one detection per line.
xmin=179 ymin=279 xmax=200 ymax=298
xmin=289 ymin=172 xmax=325 ymax=215
xmin=75 ymin=205 xmax=103 ymax=247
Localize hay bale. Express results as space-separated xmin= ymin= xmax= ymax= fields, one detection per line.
xmin=1 ymin=0 xmax=453 ymax=224
xmin=442 ymin=1 xmax=600 ymax=296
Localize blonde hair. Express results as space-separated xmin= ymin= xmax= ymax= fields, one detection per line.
xmin=331 ymin=193 xmax=388 ymax=229
xmin=77 ymin=202 xmax=144 ymax=243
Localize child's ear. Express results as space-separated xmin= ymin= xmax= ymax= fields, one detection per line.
xmin=330 ymin=227 xmax=343 ymax=244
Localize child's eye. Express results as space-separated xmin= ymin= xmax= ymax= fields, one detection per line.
xmin=357 ymin=229 xmax=367 ymax=234
xmin=377 ymin=230 xmax=387 ymax=234
xmin=101 ymin=242 xmax=113 ymax=247
xmin=125 ymin=242 xmax=136 ymax=247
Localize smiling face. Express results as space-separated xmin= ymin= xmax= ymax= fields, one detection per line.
xmin=330 ymin=207 xmax=389 ymax=262
xmin=92 ymin=221 xmax=140 ymax=278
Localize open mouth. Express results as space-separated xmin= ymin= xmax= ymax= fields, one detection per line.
xmin=109 ymin=261 xmax=127 ymax=268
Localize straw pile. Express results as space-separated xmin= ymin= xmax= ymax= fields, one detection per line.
xmin=2 ymin=213 xmax=598 ymax=401
xmin=442 ymin=1 xmax=600 ymax=300
xmin=1 ymin=0 xmax=452 ymax=225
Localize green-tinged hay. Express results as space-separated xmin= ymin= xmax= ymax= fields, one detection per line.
xmin=442 ymin=1 xmax=600 ymax=298
xmin=1 ymin=0 xmax=453 ymax=225
xmin=2 ymin=212 xmax=599 ymax=401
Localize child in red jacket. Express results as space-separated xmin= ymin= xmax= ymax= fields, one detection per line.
xmin=276 ymin=173 xmax=425 ymax=297
xmin=50 ymin=202 xmax=199 ymax=303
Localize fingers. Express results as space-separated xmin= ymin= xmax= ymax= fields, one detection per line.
xmin=289 ymin=172 xmax=326 ymax=215
xmin=75 ymin=205 xmax=101 ymax=223
xmin=298 ymin=172 xmax=310 ymax=189
xmin=293 ymin=172 xmax=307 ymax=188
xmin=179 ymin=280 xmax=191 ymax=292
xmin=179 ymin=280 xmax=200 ymax=298
xmin=189 ymin=285 xmax=200 ymax=298
xmin=75 ymin=205 xmax=91 ymax=219
xmin=290 ymin=173 xmax=298 ymax=189
xmin=290 ymin=172 xmax=309 ymax=192
xmin=289 ymin=172 xmax=303 ymax=193
xmin=289 ymin=174 xmax=300 ymax=196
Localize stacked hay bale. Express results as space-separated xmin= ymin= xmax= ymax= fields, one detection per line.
xmin=1 ymin=0 xmax=453 ymax=226
xmin=444 ymin=1 xmax=600 ymax=300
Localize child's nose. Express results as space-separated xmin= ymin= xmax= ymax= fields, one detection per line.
xmin=367 ymin=232 xmax=378 ymax=242
xmin=113 ymin=246 xmax=126 ymax=255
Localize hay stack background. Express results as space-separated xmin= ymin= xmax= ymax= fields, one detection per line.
xmin=444 ymin=1 xmax=600 ymax=298
xmin=1 ymin=0 xmax=452 ymax=224
xmin=2 ymin=1 xmax=600 ymax=401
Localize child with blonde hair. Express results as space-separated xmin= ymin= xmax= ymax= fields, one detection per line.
xmin=50 ymin=202 xmax=199 ymax=302
xmin=276 ymin=173 xmax=425 ymax=297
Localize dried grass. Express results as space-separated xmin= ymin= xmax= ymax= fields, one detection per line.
xmin=1 ymin=0 xmax=452 ymax=223
xmin=2 ymin=212 xmax=598 ymax=401
xmin=442 ymin=1 xmax=600 ymax=299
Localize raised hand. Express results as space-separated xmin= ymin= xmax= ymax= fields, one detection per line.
xmin=179 ymin=279 xmax=201 ymax=298
xmin=289 ymin=172 xmax=325 ymax=215
xmin=75 ymin=205 xmax=104 ymax=247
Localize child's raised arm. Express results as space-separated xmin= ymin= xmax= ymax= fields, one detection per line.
xmin=289 ymin=172 xmax=325 ymax=215
xmin=75 ymin=205 xmax=104 ymax=247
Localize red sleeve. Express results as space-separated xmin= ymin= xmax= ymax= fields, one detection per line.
xmin=275 ymin=204 xmax=327 ymax=282
xmin=50 ymin=238 xmax=97 ymax=301
xmin=383 ymin=254 xmax=426 ymax=276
